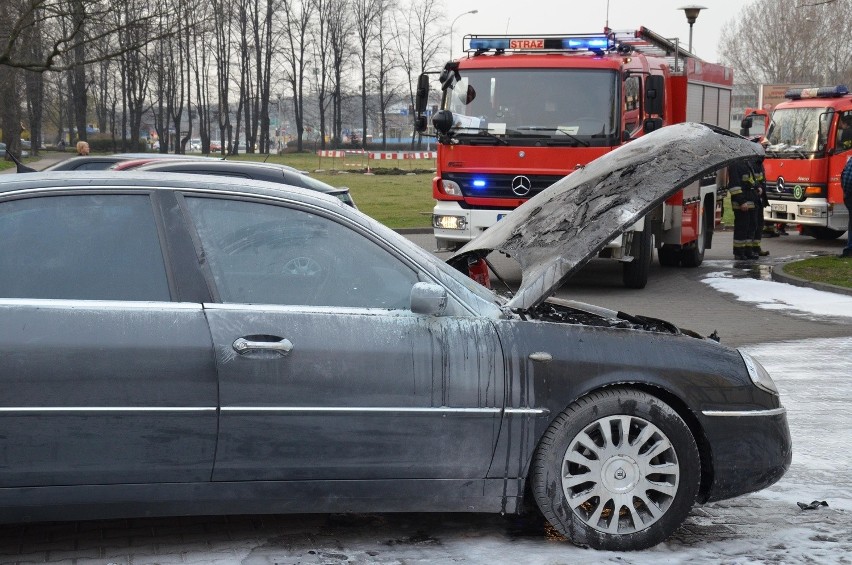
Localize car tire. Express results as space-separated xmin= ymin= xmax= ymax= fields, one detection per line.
xmin=531 ymin=388 xmax=700 ymax=551
xmin=622 ymin=223 xmax=652 ymax=289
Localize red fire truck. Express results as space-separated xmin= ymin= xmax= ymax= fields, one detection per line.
xmin=414 ymin=28 xmax=734 ymax=288
xmin=752 ymin=86 xmax=852 ymax=239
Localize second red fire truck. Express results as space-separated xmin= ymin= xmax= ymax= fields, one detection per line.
xmin=415 ymin=27 xmax=734 ymax=288
xmin=743 ymin=86 xmax=852 ymax=240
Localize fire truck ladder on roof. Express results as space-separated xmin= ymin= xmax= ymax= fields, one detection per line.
xmin=610 ymin=27 xmax=696 ymax=73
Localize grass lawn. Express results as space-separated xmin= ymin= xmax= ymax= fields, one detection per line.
xmin=783 ymin=256 xmax=852 ymax=289
xmin=232 ymin=152 xmax=436 ymax=228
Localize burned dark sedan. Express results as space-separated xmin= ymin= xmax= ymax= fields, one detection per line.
xmin=0 ymin=124 xmax=789 ymax=551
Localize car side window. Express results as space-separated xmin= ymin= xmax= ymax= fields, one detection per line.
xmin=184 ymin=197 xmax=419 ymax=309
xmin=76 ymin=161 xmax=113 ymax=170
xmin=836 ymin=111 xmax=852 ymax=153
xmin=624 ymin=76 xmax=642 ymax=135
xmin=0 ymin=194 xmax=170 ymax=300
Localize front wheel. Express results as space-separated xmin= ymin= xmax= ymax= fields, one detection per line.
xmin=531 ymin=388 xmax=700 ymax=551
xmin=802 ymin=226 xmax=844 ymax=240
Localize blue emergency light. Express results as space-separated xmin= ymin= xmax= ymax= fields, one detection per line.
xmin=467 ymin=34 xmax=614 ymax=53
xmin=469 ymin=38 xmax=512 ymax=51
xmin=784 ymin=85 xmax=849 ymax=100
xmin=563 ymin=37 xmax=611 ymax=50
xmin=472 ymin=179 xmax=488 ymax=188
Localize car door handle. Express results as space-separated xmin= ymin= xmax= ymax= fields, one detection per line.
xmin=529 ymin=351 xmax=552 ymax=363
xmin=233 ymin=337 xmax=293 ymax=356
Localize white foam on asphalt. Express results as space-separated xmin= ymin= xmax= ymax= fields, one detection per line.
xmin=702 ymin=271 xmax=852 ymax=319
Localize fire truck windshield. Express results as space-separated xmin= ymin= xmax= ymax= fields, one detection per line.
xmin=443 ymin=68 xmax=618 ymax=145
xmin=765 ymin=107 xmax=832 ymax=157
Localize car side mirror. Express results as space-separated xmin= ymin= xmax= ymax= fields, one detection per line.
xmin=410 ymin=282 xmax=448 ymax=316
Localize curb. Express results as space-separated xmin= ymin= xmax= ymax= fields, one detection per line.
xmin=393 ymin=227 xmax=433 ymax=235
xmin=772 ymin=263 xmax=852 ymax=297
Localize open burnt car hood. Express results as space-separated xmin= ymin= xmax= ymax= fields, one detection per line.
xmin=449 ymin=123 xmax=763 ymax=311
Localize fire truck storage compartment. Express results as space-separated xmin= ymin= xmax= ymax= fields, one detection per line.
xmin=686 ymin=83 xmax=732 ymax=128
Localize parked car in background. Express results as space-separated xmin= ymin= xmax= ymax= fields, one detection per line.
xmin=110 ymin=155 xmax=221 ymax=171
xmin=42 ymin=155 xmax=134 ymax=171
xmin=0 ymin=124 xmax=788 ymax=551
xmin=136 ymin=160 xmax=356 ymax=208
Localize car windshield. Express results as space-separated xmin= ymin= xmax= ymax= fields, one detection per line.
xmin=765 ymin=107 xmax=832 ymax=157
xmin=443 ymin=68 xmax=619 ymax=144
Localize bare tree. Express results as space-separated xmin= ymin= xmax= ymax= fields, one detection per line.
xmin=719 ymin=0 xmax=852 ymax=96
xmin=1 ymin=0 xmax=183 ymax=71
xmin=327 ymin=0 xmax=352 ymax=147
xmin=394 ymin=0 xmax=443 ymax=148
xmin=279 ymin=0 xmax=314 ymax=151
xmin=119 ymin=2 xmax=154 ymax=152
xmin=373 ymin=0 xmax=400 ymax=149
xmin=311 ymin=0 xmax=334 ymax=149
xmin=353 ymin=0 xmax=381 ymax=149
xmin=213 ymin=0 xmax=235 ymax=155
xmin=21 ymin=3 xmax=45 ymax=155
xmin=0 ymin=0 xmax=24 ymax=158
xmin=190 ymin=2 xmax=215 ymax=153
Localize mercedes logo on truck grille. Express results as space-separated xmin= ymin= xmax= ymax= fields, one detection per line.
xmin=511 ymin=175 xmax=532 ymax=196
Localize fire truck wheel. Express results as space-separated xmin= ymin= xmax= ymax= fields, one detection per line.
xmin=531 ymin=388 xmax=701 ymax=551
xmin=622 ymin=223 xmax=652 ymax=289
xmin=681 ymin=203 xmax=712 ymax=268
xmin=657 ymin=245 xmax=681 ymax=267
xmin=803 ymin=226 xmax=844 ymax=240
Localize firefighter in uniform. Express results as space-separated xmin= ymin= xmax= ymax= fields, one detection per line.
xmin=729 ymin=160 xmax=757 ymax=259
xmin=750 ymin=156 xmax=770 ymax=257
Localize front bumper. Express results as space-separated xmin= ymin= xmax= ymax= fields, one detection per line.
xmin=764 ymin=198 xmax=849 ymax=230
xmin=700 ymin=407 xmax=792 ymax=502
xmin=432 ymin=201 xmax=507 ymax=250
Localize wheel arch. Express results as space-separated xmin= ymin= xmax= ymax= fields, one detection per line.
xmin=517 ymin=381 xmax=715 ymax=513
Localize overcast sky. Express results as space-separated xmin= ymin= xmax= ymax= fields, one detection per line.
xmin=447 ymin=0 xmax=739 ymax=63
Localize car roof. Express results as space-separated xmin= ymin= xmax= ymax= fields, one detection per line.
xmin=136 ymin=160 xmax=337 ymax=193
xmin=139 ymin=159 xmax=298 ymax=173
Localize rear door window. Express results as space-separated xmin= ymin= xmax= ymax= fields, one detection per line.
xmin=0 ymin=194 xmax=170 ymax=300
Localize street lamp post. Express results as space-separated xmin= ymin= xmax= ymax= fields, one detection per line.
xmin=677 ymin=5 xmax=707 ymax=53
xmin=449 ymin=10 xmax=478 ymax=56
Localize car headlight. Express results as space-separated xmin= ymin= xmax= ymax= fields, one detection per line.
xmin=737 ymin=350 xmax=779 ymax=395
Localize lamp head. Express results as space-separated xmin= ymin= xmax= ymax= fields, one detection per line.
xmin=678 ymin=5 xmax=707 ymax=24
